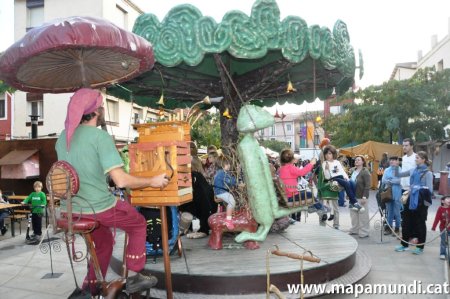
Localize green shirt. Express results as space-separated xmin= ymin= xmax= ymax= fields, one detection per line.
xmin=23 ymin=191 xmax=47 ymax=214
xmin=55 ymin=125 xmax=124 ymax=214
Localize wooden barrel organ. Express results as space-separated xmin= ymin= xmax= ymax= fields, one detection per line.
xmin=129 ymin=121 xmax=193 ymax=206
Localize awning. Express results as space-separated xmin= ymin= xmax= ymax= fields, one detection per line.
xmin=0 ymin=149 xmax=39 ymax=165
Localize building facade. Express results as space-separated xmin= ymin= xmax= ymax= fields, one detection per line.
xmin=258 ymin=110 xmax=325 ymax=152
xmin=0 ymin=92 xmax=13 ymax=140
xmin=6 ymin=0 xmax=162 ymax=142
xmin=390 ymin=18 xmax=450 ymax=80
xmin=390 ymin=18 xmax=450 ymax=173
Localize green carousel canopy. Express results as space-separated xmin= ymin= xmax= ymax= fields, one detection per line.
xmin=107 ymin=0 xmax=362 ymax=109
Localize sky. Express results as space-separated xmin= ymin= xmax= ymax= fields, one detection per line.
xmin=1 ymin=0 xmax=449 ymax=112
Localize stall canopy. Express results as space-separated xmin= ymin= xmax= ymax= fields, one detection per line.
xmin=0 ymin=149 xmax=40 ymax=179
xmin=339 ymin=141 xmax=403 ymax=189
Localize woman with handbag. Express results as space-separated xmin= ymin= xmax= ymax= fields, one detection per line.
xmin=381 ymin=156 xmax=402 ymax=235
xmin=394 ymin=151 xmax=433 ymax=255
xmin=348 ymin=155 xmax=372 ymax=238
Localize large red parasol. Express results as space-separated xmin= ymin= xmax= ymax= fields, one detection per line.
xmin=0 ymin=16 xmax=154 ymax=93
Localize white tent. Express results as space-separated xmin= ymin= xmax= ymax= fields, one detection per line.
xmin=259 ymin=146 xmax=280 ymax=158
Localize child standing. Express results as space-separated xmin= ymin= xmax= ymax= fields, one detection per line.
xmin=213 ymin=156 xmax=238 ymax=230
xmin=322 ymin=145 xmax=364 ymax=212
xmin=432 ymin=196 xmax=450 ymax=260
xmin=23 ymin=181 xmax=47 ymax=240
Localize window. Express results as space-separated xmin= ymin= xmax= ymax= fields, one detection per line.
xmin=259 ymin=129 xmax=265 ymax=136
xmin=270 ymin=125 xmax=275 ymax=136
xmin=330 ymin=106 xmax=343 ymax=115
xmin=133 ymin=108 xmax=143 ymax=124
xmin=146 ymin=117 xmax=157 ymax=123
xmin=0 ymin=96 xmax=5 ymax=119
xmin=30 ymin=101 xmax=43 ymax=117
xmin=106 ymin=98 xmax=119 ymax=124
xmin=114 ymin=5 xmax=129 ymax=29
xmin=26 ymin=0 xmax=44 ymax=30
xmin=26 ymin=93 xmax=43 ymax=121
xmin=26 ymin=100 xmax=43 ymax=119
xmin=286 ymin=123 xmax=292 ymax=132
xmin=314 ymin=134 xmax=320 ymax=146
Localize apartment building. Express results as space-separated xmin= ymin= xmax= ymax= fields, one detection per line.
xmin=258 ymin=110 xmax=325 ymax=152
xmin=389 ymin=18 xmax=450 ymax=173
xmin=4 ymin=0 xmax=161 ymax=142
xmin=390 ymin=18 xmax=450 ymax=80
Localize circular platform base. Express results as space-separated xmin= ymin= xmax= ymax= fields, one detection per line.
xmin=112 ymin=223 xmax=371 ymax=297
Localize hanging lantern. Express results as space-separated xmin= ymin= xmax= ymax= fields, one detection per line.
xmin=202 ymin=96 xmax=211 ymax=105
xmin=223 ymin=108 xmax=232 ymax=119
xmin=156 ymin=93 xmax=165 ymax=106
xmin=286 ymin=80 xmax=296 ymax=93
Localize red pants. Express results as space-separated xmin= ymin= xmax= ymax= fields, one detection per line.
xmin=80 ymin=200 xmax=146 ymax=291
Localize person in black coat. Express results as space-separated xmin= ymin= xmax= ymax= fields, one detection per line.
xmin=179 ymin=144 xmax=216 ymax=238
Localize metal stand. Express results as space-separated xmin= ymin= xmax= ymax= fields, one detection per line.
xmin=374 ymin=211 xmax=390 ymax=244
xmin=40 ymin=221 xmax=63 ymax=279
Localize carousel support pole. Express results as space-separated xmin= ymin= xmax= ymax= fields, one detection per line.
xmin=160 ymin=206 xmax=173 ymax=299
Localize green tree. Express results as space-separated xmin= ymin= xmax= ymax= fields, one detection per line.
xmin=323 ymin=68 xmax=450 ymax=147
xmin=259 ymin=139 xmax=290 ymax=154
xmin=0 ymin=81 xmax=14 ymax=93
xmin=191 ymin=111 xmax=221 ymax=148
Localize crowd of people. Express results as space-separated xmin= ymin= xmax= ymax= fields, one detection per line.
xmin=1 ymin=89 xmax=447 ymax=298
xmin=185 ymin=137 xmax=448 ymax=262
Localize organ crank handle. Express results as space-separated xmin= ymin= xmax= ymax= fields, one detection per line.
xmin=161 ymin=150 xmax=175 ymax=190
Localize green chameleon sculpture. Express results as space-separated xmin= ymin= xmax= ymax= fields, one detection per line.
xmin=235 ymin=105 xmax=313 ymax=243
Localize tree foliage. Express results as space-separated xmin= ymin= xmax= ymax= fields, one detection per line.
xmin=191 ymin=111 xmax=221 ymax=148
xmin=323 ymin=68 xmax=450 ymax=147
xmin=259 ymin=139 xmax=291 ymax=153
xmin=0 ymin=81 xmax=14 ymax=94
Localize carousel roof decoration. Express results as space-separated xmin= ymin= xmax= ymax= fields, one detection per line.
xmin=108 ymin=0 xmax=362 ymax=109
xmin=0 ymin=16 xmax=155 ymax=93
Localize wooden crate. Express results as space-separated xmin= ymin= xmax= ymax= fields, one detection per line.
xmin=133 ymin=121 xmax=190 ymax=143
xmin=129 ymin=121 xmax=192 ymax=206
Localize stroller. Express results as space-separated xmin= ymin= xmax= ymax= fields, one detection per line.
xmin=376 ymin=182 xmax=389 ymax=233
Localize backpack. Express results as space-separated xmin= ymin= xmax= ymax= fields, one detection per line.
xmin=139 ymin=207 xmax=173 ymax=255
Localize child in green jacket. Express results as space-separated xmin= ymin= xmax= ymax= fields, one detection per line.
xmin=23 ymin=181 xmax=47 ymax=240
